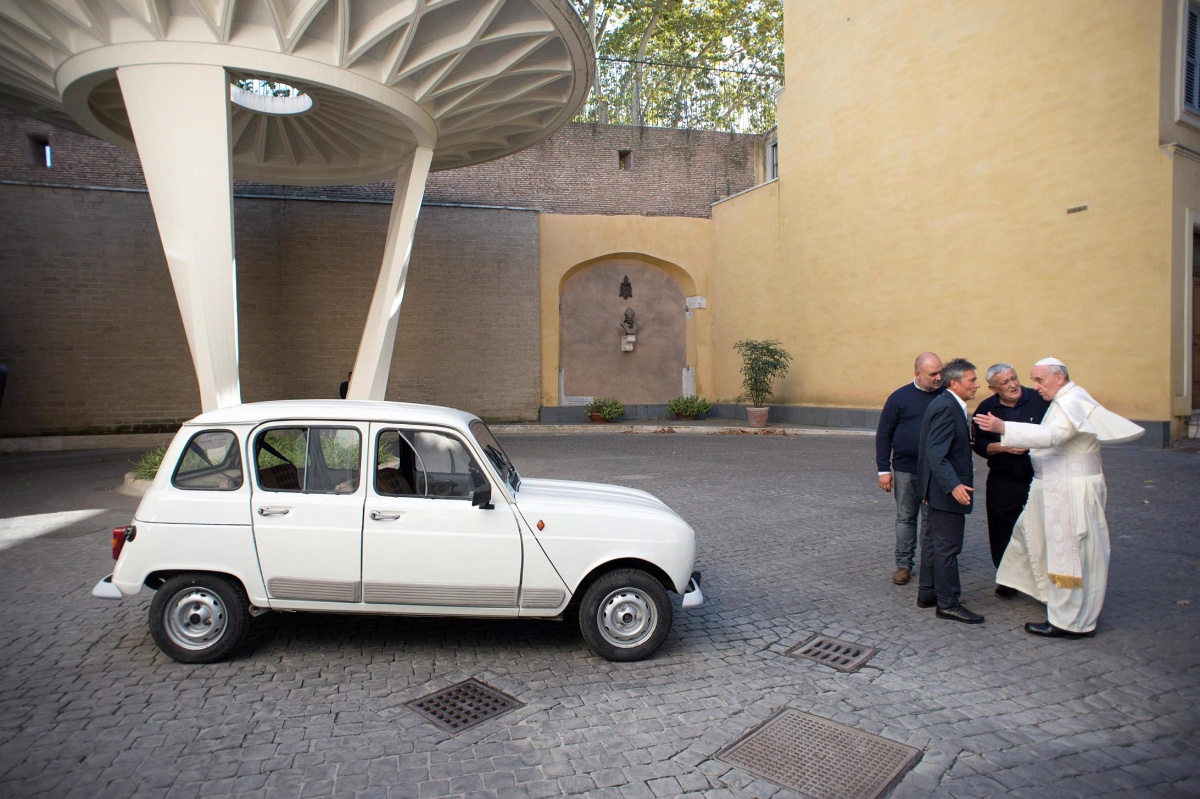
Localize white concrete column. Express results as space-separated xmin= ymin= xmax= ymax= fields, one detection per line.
xmin=117 ymin=63 xmax=241 ymax=411
xmin=347 ymin=146 xmax=434 ymax=400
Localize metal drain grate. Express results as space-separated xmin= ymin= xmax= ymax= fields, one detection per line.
xmin=786 ymin=634 xmax=877 ymax=673
xmin=717 ymin=708 xmax=921 ymax=799
xmin=406 ymin=679 xmax=523 ymax=735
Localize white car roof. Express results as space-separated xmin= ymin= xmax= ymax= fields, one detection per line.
xmin=185 ymin=400 xmax=481 ymax=430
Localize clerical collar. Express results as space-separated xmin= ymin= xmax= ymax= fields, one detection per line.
xmin=1052 ymin=382 xmax=1077 ymax=402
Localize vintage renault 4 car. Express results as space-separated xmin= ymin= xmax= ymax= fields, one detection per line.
xmin=94 ymin=400 xmax=702 ymax=663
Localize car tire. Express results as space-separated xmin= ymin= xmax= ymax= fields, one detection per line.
xmin=578 ymin=568 xmax=673 ymax=662
xmin=149 ymin=573 xmax=250 ymax=663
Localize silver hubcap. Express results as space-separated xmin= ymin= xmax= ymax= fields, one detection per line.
xmin=596 ymin=587 xmax=657 ymax=648
xmin=163 ymin=587 xmax=227 ymax=651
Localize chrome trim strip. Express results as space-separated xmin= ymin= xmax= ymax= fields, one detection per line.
xmin=520 ymin=588 xmax=566 ymax=609
xmin=363 ymin=583 xmax=517 ymax=607
xmin=268 ymin=578 xmax=361 ymax=603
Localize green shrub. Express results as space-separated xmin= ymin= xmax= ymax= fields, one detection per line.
xmin=667 ymin=395 xmax=713 ymax=417
xmin=587 ymin=396 xmax=626 ymax=421
xmin=131 ymin=445 xmax=167 ymax=480
xmin=733 ymin=339 xmax=793 ymax=407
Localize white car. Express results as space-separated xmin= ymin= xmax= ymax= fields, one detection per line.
xmin=94 ymin=400 xmax=703 ymax=663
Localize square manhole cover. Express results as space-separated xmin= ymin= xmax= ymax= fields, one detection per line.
xmin=717 ymin=708 xmax=921 ymax=799
xmin=787 ymin=634 xmax=877 ymax=673
xmin=406 ymin=678 xmax=523 ymax=735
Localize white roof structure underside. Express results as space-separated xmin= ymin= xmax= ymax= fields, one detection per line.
xmin=0 ymin=0 xmax=593 ymax=184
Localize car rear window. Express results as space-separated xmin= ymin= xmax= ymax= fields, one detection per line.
xmin=172 ymin=430 xmax=244 ymax=491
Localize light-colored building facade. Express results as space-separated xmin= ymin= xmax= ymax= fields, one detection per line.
xmin=697 ymin=0 xmax=1199 ymax=442
xmin=532 ymin=1 xmax=1197 ymax=443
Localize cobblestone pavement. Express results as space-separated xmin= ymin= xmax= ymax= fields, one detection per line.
xmin=1 ymin=435 xmax=1197 ymax=799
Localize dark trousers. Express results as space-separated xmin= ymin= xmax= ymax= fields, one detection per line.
xmin=985 ymin=473 xmax=1033 ymax=568
xmin=918 ymin=506 xmax=965 ymax=610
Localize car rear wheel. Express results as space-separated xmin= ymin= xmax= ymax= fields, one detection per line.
xmin=578 ymin=568 xmax=673 ymax=661
xmin=149 ymin=574 xmax=250 ymax=663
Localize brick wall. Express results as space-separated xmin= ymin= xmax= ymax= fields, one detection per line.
xmin=0 ymin=107 xmax=756 ymax=434
xmin=421 ymin=123 xmax=760 ymax=217
xmin=0 ymin=186 xmax=541 ymax=435
xmin=0 ymin=108 xmax=761 ymax=217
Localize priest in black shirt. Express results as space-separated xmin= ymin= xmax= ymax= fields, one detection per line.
xmin=970 ymin=363 xmax=1051 ymax=597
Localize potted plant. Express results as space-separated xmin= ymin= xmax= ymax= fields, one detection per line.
xmin=667 ymin=395 xmax=713 ymax=420
xmin=586 ymin=397 xmax=625 ymax=423
xmin=733 ymin=339 xmax=793 ymax=428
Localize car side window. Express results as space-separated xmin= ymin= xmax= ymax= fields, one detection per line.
xmin=255 ymin=426 xmax=361 ymax=494
xmin=408 ymin=430 xmax=488 ymax=500
xmin=172 ymin=430 xmax=243 ymax=491
xmin=374 ymin=430 xmax=420 ymax=497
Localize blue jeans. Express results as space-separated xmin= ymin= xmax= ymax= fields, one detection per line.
xmin=892 ymin=471 xmax=926 ymax=570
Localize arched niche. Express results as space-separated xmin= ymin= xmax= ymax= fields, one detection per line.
xmin=559 ymin=257 xmax=689 ymax=404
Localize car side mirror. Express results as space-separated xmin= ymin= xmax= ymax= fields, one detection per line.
xmin=472 ymin=481 xmax=494 ymax=509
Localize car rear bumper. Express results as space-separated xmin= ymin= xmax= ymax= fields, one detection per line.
xmin=681 ymin=571 xmax=704 ymax=609
xmin=92 ymin=574 xmax=124 ymax=599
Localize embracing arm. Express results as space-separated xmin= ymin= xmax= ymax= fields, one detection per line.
xmin=1002 ymin=412 xmax=1074 ymax=450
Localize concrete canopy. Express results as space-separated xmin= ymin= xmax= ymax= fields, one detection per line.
xmin=0 ymin=0 xmax=593 ymax=409
xmin=0 ymin=0 xmax=593 ymax=183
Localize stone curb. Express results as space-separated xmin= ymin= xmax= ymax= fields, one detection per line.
xmin=118 ymin=471 xmax=153 ymax=498
xmin=0 ymin=432 xmax=174 ymax=454
xmin=490 ymin=424 xmax=874 ymax=437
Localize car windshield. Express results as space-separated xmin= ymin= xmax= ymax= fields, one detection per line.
xmin=469 ymin=420 xmax=520 ymax=491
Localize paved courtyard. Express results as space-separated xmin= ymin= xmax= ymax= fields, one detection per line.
xmin=0 ymin=433 xmax=1197 ymax=798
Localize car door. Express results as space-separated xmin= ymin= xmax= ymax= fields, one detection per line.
xmin=361 ymin=423 xmax=522 ymax=614
xmin=249 ymin=423 xmax=367 ymax=606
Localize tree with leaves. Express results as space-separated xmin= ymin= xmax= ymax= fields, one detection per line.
xmin=572 ymin=0 xmax=783 ymax=133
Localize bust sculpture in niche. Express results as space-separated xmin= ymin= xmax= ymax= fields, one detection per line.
xmin=620 ymin=308 xmax=637 ymax=352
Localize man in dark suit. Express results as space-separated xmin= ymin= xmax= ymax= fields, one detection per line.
xmin=916 ymin=358 xmax=984 ymax=624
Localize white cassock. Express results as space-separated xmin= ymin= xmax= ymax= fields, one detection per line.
xmin=996 ymin=382 xmax=1143 ymax=633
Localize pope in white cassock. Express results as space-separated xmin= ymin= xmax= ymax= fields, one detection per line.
xmin=974 ymin=358 xmax=1143 ymax=638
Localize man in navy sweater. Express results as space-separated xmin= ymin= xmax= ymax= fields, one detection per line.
xmin=876 ymin=352 xmax=944 ymax=585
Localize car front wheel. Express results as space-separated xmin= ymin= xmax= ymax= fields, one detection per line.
xmin=149 ymin=573 xmax=250 ymax=663
xmin=578 ymin=568 xmax=673 ymax=661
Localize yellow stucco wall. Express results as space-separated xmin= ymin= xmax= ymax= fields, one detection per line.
xmin=540 ymin=2 xmax=1196 ymax=427
xmin=539 ymin=214 xmax=714 ymax=405
xmin=710 ymin=180 xmax=783 ymax=402
xmin=715 ymin=0 xmax=1175 ymax=419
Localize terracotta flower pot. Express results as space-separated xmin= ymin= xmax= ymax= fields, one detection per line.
xmin=589 ymin=413 xmax=609 ymax=423
xmin=746 ymin=406 xmax=769 ymax=428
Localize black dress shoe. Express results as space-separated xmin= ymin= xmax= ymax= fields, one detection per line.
xmin=916 ymin=596 xmax=937 ymax=609
xmin=995 ymin=585 xmax=1017 ymax=599
xmin=1024 ymin=621 xmax=1094 ymax=639
xmin=936 ymin=604 xmax=985 ymax=624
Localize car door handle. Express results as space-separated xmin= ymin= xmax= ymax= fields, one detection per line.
xmin=257 ymin=507 xmax=291 ymax=516
xmin=369 ymin=511 xmax=404 ymax=521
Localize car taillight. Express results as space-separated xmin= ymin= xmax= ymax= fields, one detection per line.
xmin=112 ymin=525 xmax=135 ymax=560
